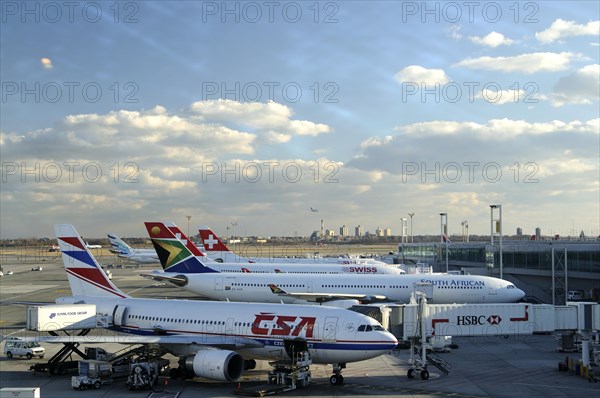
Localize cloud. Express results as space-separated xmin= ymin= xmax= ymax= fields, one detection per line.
xmin=398 ymin=118 xmax=598 ymax=139
xmin=189 ymin=100 xmax=331 ymax=137
xmin=469 ymin=32 xmax=514 ymax=47
xmin=454 ymin=52 xmax=578 ymax=74
xmin=536 ymin=19 xmax=600 ymax=43
xmin=552 ymin=64 xmax=600 ymax=107
xmin=394 ymin=65 xmax=451 ymax=85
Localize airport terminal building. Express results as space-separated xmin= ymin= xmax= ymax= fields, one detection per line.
xmin=396 ymin=239 xmax=600 ymax=305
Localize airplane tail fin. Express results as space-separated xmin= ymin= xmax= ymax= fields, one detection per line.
xmin=107 ymin=233 xmax=132 ymax=255
xmin=164 ymin=221 xmax=206 ymax=257
xmin=145 ymin=222 xmax=219 ymax=274
xmin=55 ymin=224 xmax=128 ymax=298
xmin=198 ymin=226 xmax=233 ymax=253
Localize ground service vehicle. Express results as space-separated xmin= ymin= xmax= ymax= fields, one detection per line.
xmin=3 ymin=338 xmax=45 ymax=359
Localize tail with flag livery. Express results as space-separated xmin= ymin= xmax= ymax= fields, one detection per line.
xmin=145 ymin=222 xmax=219 ymax=274
xmin=54 ymin=224 xmax=128 ymax=298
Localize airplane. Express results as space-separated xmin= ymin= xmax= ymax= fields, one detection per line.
xmin=107 ymin=233 xmax=160 ymax=264
xmin=85 ymin=242 xmax=102 ymax=249
xmin=27 ymin=224 xmax=398 ymax=386
xmin=198 ymin=225 xmax=390 ymax=267
xmin=154 ymin=222 xmax=404 ymax=275
xmin=310 ymin=207 xmax=319 ymax=212
xmin=147 ymin=222 xmax=526 ymax=306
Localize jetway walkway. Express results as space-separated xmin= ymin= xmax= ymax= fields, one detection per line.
xmin=383 ymin=298 xmax=600 ymax=379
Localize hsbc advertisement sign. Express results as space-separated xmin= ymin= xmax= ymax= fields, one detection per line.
xmin=402 ymin=303 xmax=536 ymax=338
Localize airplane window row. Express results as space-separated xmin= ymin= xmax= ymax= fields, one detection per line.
xmin=438 ymin=285 xmax=483 ymax=289
xmin=230 ymin=283 xmax=306 ymax=288
xmin=127 ymin=314 xmax=226 ymax=325
xmin=321 ymin=285 xmax=387 ymax=289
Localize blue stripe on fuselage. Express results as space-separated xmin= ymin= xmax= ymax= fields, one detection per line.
xmin=110 ymin=325 xmax=395 ymax=351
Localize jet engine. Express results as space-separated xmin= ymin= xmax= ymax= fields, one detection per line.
xmin=184 ymin=350 xmax=244 ymax=381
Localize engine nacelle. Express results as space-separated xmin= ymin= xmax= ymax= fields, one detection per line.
xmin=185 ymin=350 xmax=244 ymax=381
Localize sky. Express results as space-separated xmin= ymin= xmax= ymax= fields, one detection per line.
xmin=1 ymin=1 xmax=599 ymax=239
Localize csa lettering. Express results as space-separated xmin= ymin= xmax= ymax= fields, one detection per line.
xmin=251 ymin=314 xmax=316 ymax=337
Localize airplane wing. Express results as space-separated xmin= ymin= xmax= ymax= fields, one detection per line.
xmin=140 ymin=272 xmax=188 ymax=286
xmin=11 ymin=334 xmax=264 ymax=350
xmin=268 ymin=284 xmax=387 ymax=303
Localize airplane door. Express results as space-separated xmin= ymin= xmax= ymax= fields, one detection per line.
xmin=307 ymin=281 xmax=313 ymax=293
xmin=323 ymin=317 xmax=338 ymax=343
xmin=214 ymin=277 xmax=223 ymax=291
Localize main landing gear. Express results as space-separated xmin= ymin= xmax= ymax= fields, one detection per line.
xmin=329 ymin=363 xmax=346 ymax=385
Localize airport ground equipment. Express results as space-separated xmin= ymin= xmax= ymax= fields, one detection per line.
xmin=3 ymin=338 xmax=45 ymax=359
xmin=235 ymin=344 xmax=313 ymax=396
xmin=126 ymin=357 xmax=170 ymax=390
xmin=70 ymin=360 xmax=113 ymax=390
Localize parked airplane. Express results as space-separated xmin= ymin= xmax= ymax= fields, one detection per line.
xmin=198 ymin=225 xmax=390 ymax=267
xmin=34 ymin=224 xmax=397 ymax=385
xmin=107 ymin=233 xmax=159 ymax=264
xmin=154 ymin=222 xmax=404 ymax=275
xmin=147 ymin=223 xmax=526 ymax=306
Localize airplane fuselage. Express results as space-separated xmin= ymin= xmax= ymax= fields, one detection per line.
xmin=170 ymin=273 xmax=524 ymax=304
xmin=56 ymin=295 xmax=397 ymax=364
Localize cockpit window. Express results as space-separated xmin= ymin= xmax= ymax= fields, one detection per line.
xmin=357 ymin=324 xmax=380 ymax=332
xmin=507 ymin=284 xmax=515 ymax=289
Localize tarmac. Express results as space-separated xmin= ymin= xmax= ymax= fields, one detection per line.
xmin=1 ymin=256 xmax=599 ymax=398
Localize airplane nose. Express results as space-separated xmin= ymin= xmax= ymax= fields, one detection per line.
xmin=384 ymin=331 xmax=398 ymax=347
xmin=515 ymin=288 xmax=526 ymax=301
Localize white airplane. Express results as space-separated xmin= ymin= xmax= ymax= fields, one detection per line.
xmin=30 ymin=224 xmax=397 ymax=385
xmin=157 ymin=222 xmax=404 ymax=275
xmin=107 ymin=233 xmax=159 ymax=264
xmin=198 ymin=225 xmax=392 ymax=268
xmin=147 ymin=223 xmax=526 ymax=306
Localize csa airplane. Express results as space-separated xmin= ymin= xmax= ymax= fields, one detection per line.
xmin=198 ymin=225 xmax=390 ymax=267
xmin=107 ymin=233 xmax=160 ymax=264
xmin=147 ymin=223 xmax=526 ymax=306
xmin=159 ymin=222 xmax=403 ymax=275
xmin=33 ymin=224 xmax=397 ymax=385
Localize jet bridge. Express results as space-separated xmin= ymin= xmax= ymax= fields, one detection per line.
xmin=380 ymin=299 xmax=600 ymax=379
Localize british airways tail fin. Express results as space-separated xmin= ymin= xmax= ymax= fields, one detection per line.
xmin=55 ymin=224 xmax=128 ymax=298
xmin=145 ymin=222 xmax=219 ymax=274
xmin=107 ymin=233 xmax=132 ymax=255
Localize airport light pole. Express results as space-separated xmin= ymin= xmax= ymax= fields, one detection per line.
xmin=231 ymin=222 xmax=238 ymax=247
xmin=408 ymin=212 xmax=414 ymax=243
xmin=185 ymin=215 xmax=192 ymax=238
xmin=440 ymin=212 xmax=448 ymax=273
xmin=490 ymin=204 xmax=503 ymax=279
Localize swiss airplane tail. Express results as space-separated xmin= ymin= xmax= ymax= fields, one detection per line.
xmin=145 ymin=222 xmax=219 ymax=274
xmin=198 ymin=226 xmax=233 ymax=253
xmin=164 ymin=221 xmax=206 ymax=257
xmin=55 ymin=224 xmax=128 ymax=298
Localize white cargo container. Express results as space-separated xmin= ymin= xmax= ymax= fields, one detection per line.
xmin=0 ymin=387 xmax=40 ymax=398
xmin=27 ymin=304 xmax=97 ymax=331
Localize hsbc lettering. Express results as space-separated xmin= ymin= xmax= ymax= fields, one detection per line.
xmin=457 ymin=315 xmax=486 ymax=326
xmin=251 ymin=313 xmax=316 ymax=338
